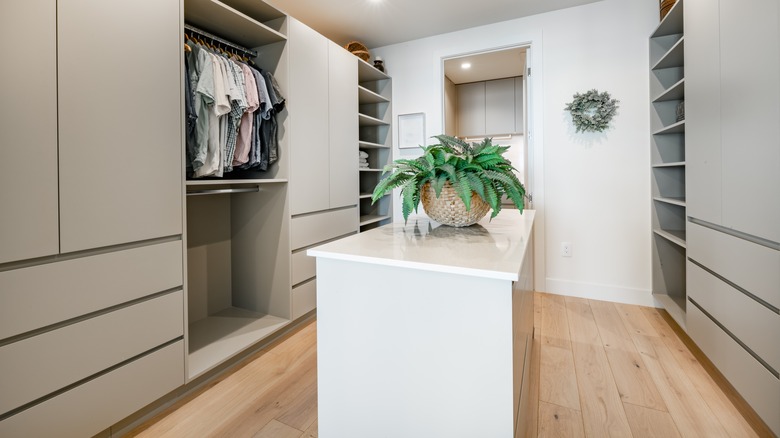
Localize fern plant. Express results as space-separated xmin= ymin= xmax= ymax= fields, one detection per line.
xmin=371 ymin=135 xmax=525 ymax=222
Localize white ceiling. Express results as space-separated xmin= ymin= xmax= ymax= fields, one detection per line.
xmin=444 ymin=47 xmax=527 ymax=84
xmin=265 ymin=0 xmax=603 ymax=48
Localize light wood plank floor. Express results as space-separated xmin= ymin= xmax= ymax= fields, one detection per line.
xmin=129 ymin=293 xmax=765 ymax=437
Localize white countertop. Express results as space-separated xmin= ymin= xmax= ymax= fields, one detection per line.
xmin=307 ymin=209 xmax=535 ymax=281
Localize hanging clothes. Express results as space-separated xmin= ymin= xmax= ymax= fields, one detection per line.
xmin=183 ymin=33 xmax=286 ymax=179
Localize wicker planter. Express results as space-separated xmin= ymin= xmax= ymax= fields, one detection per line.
xmin=421 ymin=182 xmax=490 ymax=227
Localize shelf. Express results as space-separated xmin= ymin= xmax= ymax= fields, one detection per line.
xmin=357 ymin=58 xmax=390 ymax=82
xmin=653 ymin=228 xmax=687 ymax=248
xmin=359 ymin=86 xmax=390 ymax=104
xmin=653 ymin=78 xmax=685 ymax=102
xmin=654 ymin=196 xmax=687 ymax=207
xmin=652 ymin=37 xmax=684 ymax=70
xmin=652 ymin=161 xmax=686 ymax=168
xmin=359 ymin=214 xmax=392 ymax=226
xmin=654 ymin=120 xmax=685 ymax=135
xmin=218 ymin=0 xmax=286 ymax=24
xmin=359 ymin=140 xmax=390 ymax=149
xmin=184 ymin=0 xmax=286 ymax=48
xmin=359 ymin=113 xmax=390 ymax=127
xmin=651 ymin=0 xmax=684 ymax=38
xmin=359 ymin=193 xmax=373 ymax=199
xmin=359 ymin=168 xmax=384 ymax=172
xmin=188 ymin=307 xmax=290 ymax=379
xmin=653 ymin=293 xmax=686 ymax=330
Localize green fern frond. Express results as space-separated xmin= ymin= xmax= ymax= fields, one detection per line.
xmin=453 ymin=170 xmax=472 ymax=210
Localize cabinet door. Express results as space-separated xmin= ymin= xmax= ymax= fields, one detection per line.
xmin=485 ymin=78 xmax=515 ymax=135
xmin=289 ymin=19 xmax=330 ymax=215
xmin=328 ymin=42 xmax=358 ymax=209
xmin=719 ymin=0 xmax=780 ymax=242
xmin=0 ymin=0 xmax=59 ymax=264
xmin=57 ymin=0 xmax=182 ymax=252
xmin=514 ymin=77 xmax=524 ymax=134
xmin=457 ymin=82 xmax=486 ymax=137
xmin=685 ymin=0 xmax=723 ymax=225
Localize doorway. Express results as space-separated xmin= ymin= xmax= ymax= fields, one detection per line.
xmin=442 ymin=45 xmax=544 ymax=292
xmin=442 ymin=46 xmax=532 ymax=207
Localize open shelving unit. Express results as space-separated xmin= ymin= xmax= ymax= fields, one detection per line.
xmin=357 ymin=58 xmax=393 ymax=232
xmin=183 ymin=0 xmax=292 ymax=380
xmin=649 ymin=0 xmax=687 ymax=329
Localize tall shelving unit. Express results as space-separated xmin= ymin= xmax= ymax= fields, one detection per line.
xmin=649 ymin=0 xmax=687 ymax=328
xmin=182 ymin=0 xmax=292 ymax=380
xmin=357 ymin=59 xmax=393 ymax=232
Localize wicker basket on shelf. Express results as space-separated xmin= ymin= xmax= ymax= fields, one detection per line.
xmin=344 ymin=41 xmax=370 ymax=62
xmin=660 ymin=0 xmax=676 ymax=19
xmin=421 ymin=182 xmax=490 ymax=227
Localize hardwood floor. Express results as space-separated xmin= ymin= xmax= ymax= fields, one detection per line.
xmin=129 ymin=293 xmax=764 ymax=437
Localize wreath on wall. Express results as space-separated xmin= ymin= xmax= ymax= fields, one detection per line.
xmin=564 ymin=89 xmax=619 ymax=133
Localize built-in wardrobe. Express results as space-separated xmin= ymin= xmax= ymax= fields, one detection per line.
xmin=650 ymin=0 xmax=779 ymax=434
xmin=0 ymin=0 xmax=392 ymax=435
xmin=0 ymin=0 xmax=184 ymax=436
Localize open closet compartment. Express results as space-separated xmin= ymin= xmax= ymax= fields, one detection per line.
xmin=649 ymin=0 xmax=687 ymax=329
xmin=183 ymin=0 xmax=292 ymax=380
xmin=357 ymin=59 xmax=393 ymax=231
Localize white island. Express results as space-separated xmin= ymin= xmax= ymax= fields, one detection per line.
xmin=308 ymin=209 xmax=535 ymax=438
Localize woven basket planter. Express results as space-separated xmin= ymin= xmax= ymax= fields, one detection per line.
xmin=344 ymin=41 xmax=370 ymax=62
xmin=421 ymin=182 xmax=490 ymax=227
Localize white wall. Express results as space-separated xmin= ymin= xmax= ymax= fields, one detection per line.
xmin=373 ymin=0 xmax=659 ymax=306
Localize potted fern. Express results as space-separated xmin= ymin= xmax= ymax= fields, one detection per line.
xmin=371 ymin=135 xmax=525 ymax=227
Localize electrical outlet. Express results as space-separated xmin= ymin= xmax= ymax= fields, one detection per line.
xmin=562 ymin=242 xmax=572 ymax=257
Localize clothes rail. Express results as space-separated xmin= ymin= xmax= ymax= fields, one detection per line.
xmin=186 ymin=187 xmax=260 ymax=196
xmin=184 ymin=23 xmax=258 ymax=58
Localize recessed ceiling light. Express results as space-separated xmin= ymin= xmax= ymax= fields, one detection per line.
xmin=461 ymin=62 xmax=471 ymax=69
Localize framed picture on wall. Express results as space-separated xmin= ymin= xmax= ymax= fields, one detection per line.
xmin=398 ymin=112 xmax=426 ymax=149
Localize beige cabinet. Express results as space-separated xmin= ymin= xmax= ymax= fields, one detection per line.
xmin=289 ymin=19 xmax=358 ymax=215
xmin=457 ymin=77 xmax=522 ymax=137
xmin=289 ymin=18 xmax=330 ymax=215
xmin=0 ymin=0 xmax=185 ymax=435
xmin=718 ymin=0 xmax=779 ymax=243
xmin=684 ymin=0 xmax=780 ymax=434
xmin=58 ymin=0 xmax=182 ymax=252
xmin=456 ymin=82 xmax=486 ymax=137
xmin=328 ymin=41 xmax=359 ymax=209
xmin=0 ymin=0 xmax=59 ymax=264
xmin=485 ymin=78 xmax=515 ymax=135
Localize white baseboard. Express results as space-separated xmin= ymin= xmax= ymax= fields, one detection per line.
xmin=544 ymin=278 xmax=661 ymax=308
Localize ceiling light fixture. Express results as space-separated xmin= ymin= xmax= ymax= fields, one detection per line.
xmin=461 ymin=62 xmax=471 ymax=69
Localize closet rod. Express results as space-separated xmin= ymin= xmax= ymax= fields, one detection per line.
xmin=187 ymin=187 xmax=260 ymax=196
xmin=184 ymin=23 xmax=258 ymax=58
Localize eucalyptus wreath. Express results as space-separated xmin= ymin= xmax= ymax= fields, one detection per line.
xmin=564 ymin=89 xmax=619 ymax=132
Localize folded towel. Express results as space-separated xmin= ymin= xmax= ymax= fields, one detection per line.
xmin=359 ymin=150 xmax=369 ymax=158
xmin=359 ymin=162 xmax=370 ymax=169
xmin=359 ymin=158 xmax=369 ymax=164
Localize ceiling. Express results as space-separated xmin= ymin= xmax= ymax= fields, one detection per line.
xmin=444 ymin=47 xmax=526 ymax=84
xmin=265 ymin=0 xmax=603 ymax=48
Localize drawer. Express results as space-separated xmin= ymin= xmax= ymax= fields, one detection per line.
xmin=0 ymin=290 xmax=183 ymax=415
xmin=688 ymin=222 xmax=780 ymax=309
xmin=290 ymin=207 xmax=358 ymax=250
xmin=688 ymin=261 xmax=780 ymax=372
xmin=0 ymin=340 xmax=183 ymax=438
xmin=292 ymin=279 xmax=317 ymax=319
xmin=0 ymin=240 xmax=183 ymax=340
xmin=688 ymin=303 xmax=780 ymax=435
xmin=292 ymin=250 xmax=316 ymax=286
